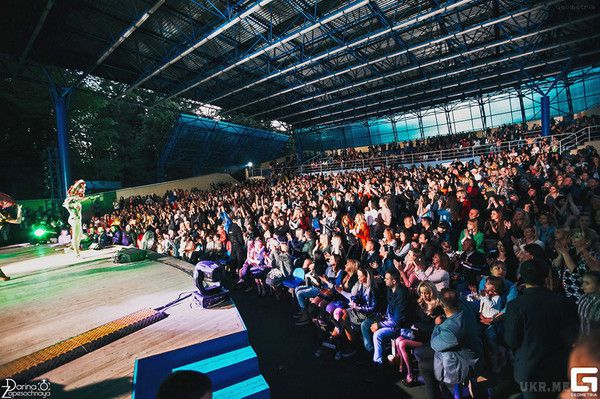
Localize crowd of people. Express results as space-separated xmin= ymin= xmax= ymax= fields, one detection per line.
xmin=302 ymin=116 xmax=600 ymax=170
xmin=70 ymin=117 xmax=600 ymax=398
xmin=2 ymin=116 xmax=599 ymax=397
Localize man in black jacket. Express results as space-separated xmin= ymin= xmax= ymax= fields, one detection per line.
xmin=227 ymin=221 xmax=245 ymax=272
xmin=505 ymin=259 xmax=579 ymax=399
xmin=361 ymin=270 xmax=411 ymax=364
xmin=361 ymin=240 xmax=381 ymax=274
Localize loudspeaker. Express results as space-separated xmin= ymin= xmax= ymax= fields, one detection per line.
xmin=112 ymin=247 xmax=147 ymax=263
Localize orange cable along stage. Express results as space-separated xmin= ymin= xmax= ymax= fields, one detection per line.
xmin=0 ymin=244 xmax=268 ymax=399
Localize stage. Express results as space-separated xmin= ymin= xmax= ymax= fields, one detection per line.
xmin=0 ymin=244 xmax=248 ymax=398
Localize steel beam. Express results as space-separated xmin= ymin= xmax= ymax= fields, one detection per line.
xmin=223 ymin=0 xmax=477 ymax=113
xmin=565 ymin=79 xmax=574 ymax=117
xmin=120 ymin=0 xmax=272 ymax=97
xmin=477 ymin=96 xmax=487 ymax=130
xmin=251 ymin=0 xmax=566 ymax=119
xmin=156 ymin=0 xmax=370 ymax=105
xmin=541 ymin=95 xmax=550 ymax=136
xmin=517 ymin=88 xmax=526 ymax=124
xmin=18 ymin=0 xmax=54 ymax=67
xmin=76 ymin=0 xmax=165 ymax=89
xmin=291 ymin=26 xmax=597 ymax=125
xmin=300 ymin=48 xmax=599 ymax=128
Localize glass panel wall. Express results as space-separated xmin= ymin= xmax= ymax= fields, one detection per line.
xmin=297 ymin=67 xmax=600 ymax=151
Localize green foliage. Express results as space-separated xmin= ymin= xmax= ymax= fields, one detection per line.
xmin=0 ymin=71 xmax=179 ymax=199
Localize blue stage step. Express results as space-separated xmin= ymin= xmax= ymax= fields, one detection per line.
xmin=133 ymin=331 xmax=269 ymax=399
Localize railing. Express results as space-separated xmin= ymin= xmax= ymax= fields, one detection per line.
xmin=558 ymin=125 xmax=600 ymax=153
xmin=248 ymin=167 xmax=272 ymax=178
xmin=297 ymin=152 xmax=326 ymax=174
xmin=295 ymin=125 xmax=599 ymax=174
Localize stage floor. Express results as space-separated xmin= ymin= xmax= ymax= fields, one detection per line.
xmin=0 ymin=244 xmax=245 ymax=398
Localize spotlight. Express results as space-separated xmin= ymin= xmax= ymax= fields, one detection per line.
xmin=33 ymin=228 xmax=47 ymax=237
xmin=192 ymin=260 xmax=230 ymax=308
xmin=247 ymin=162 xmax=253 ymax=167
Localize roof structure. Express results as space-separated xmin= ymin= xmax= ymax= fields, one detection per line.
xmin=1 ymin=0 xmax=599 ymax=130
xmin=157 ymin=113 xmax=289 ymax=179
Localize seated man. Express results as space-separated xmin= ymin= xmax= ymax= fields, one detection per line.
xmin=361 ymin=269 xmax=412 ymax=365
xmin=454 ymin=237 xmax=486 ymax=290
xmin=431 ymin=288 xmax=482 ymax=389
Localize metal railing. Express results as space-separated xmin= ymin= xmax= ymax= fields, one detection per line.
xmin=558 ymin=125 xmax=600 ymax=153
xmin=248 ymin=167 xmax=272 ymax=178
xmin=295 ymin=125 xmax=599 ymax=174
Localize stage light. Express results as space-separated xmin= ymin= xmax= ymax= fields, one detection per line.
xmin=247 ymin=162 xmax=253 ymax=167
xmin=192 ymin=261 xmax=230 ymax=308
xmin=33 ymin=228 xmax=46 ymax=237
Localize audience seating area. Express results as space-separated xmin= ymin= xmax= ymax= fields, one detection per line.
xmin=9 ymin=116 xmax=600 ymax=398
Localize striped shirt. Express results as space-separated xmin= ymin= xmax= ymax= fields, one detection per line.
xmin=578 ymin=293 xmax=600 ymax=336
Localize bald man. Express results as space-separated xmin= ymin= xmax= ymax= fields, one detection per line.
xmin=560 ymin=332 xmax=600 ymax=399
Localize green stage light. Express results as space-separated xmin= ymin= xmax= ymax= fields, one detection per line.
xmin=33 ymin=228 xmax=46 ymax=237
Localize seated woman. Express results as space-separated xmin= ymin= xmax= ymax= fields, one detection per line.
xmin=353 ymin=213 xmax=370 ymax=249
xmin=237 ymin=238 xmax=261 ymax=289
xmin=390 ymin=281 xmax=443 ymax=386
xmin=341 ymin=214 xmax=358 ymax=259
xmin=294 ymin=251 xmax=327 ymax=326
xmin=311 ymin=254 xmax=345 ymax=321
xmin=323 ymin=259 xmax=360 ymax=316
xmin=554 ymin=229 xmax=600 ymax=303
xmin=379 ymin=227 xmax=398 ymax=273
xmin=415 ymin=252 xmax=450 ymax=291
xmin=397 ymin=248 xmax=423 ymax=291
xmin=329 ymin=234 xmax=346 ymax=259
xmin=265 ymin=241 xmax=292 ymax=299
xmin=578 ymin=271 xmax=600 ymax=336
xmin=249 ymin=238 xmax=271 ymax=296
xmin=317 ymin=267 xmax=376 ymax=360
xmin=394 ymin=229 xmax=412 ymax=261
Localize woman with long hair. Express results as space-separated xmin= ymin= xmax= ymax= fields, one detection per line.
xmin=379 ymin=227 xmax=398 ymax=272
xmin=311 ymin=254 xmax=345 ymax=312
xmin=340 ymin=214 xmax=357 ymax=254
xmin=325 ymin=259 xmax=360 ymax=316
xmin=554 ymin=229 xmax=600 ymax=303
xmin=395 ymin=229 xmax=412 ymax=260
xmin=390 ymin=281 xmax=444 ymax=385
xmin=63 ymin=180 xmax=86 ymax=257
xmin=353 ymin=213 xmax=370 ymax=249
xmin=415 ymin=252 xmax=450 ymax=291
xmin=317 ymin=267 xmax=376 ymax=360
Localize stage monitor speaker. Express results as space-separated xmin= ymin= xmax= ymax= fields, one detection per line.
xmin=113 ymin=247 xmax=147 ymax=263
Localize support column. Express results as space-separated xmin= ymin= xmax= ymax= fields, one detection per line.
xmin=444 ymin=108 xmax=453 ymax=135
xmin=517 ymin=89 xmax=526 ymax=125
xmin=49 ymin=86 xmax=72 ymax=198
xmin=541 ymin=95 xmax=551 ymax=136
xmin=341 ymin=125 xmax=348 ymax=148
xmin=390 ymin=117 xmax=398 ymax=143
xmin=292 ymin=129 xmax=303 ymax=164
xmin=565 ymin=80 xmax=574 ymax=119
xmin=477 ymin=97 xmax=487 ymax=131
xmin=417 ymin=114 xmax=424 ymax=139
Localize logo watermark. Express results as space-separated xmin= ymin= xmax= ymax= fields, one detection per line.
xmin=520 ymin=381 xmax=571 ymax=393
xmin=518 ymin=367 xmax=598 ymax=397
xmin=571 ymin=367 xmax=598 ymax=397
xmin=1 ymin=379 xmax=51 ymax=398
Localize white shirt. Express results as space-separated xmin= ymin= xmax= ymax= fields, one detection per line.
xmin=480 ymin=295 xmax=502 ymax=318
xmin=415 ymin=267 xmax=450 ymax=291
